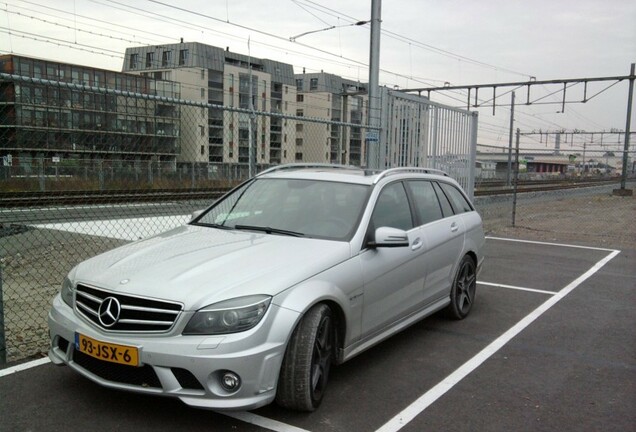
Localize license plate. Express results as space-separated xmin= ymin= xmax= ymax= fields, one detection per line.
xmin=75 ymin=333 xmax=139 ymax=367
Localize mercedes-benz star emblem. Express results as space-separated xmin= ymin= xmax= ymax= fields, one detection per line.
xmin=98 ymin=297 xmax=121 ymax=328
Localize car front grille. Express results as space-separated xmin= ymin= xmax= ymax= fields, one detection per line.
xmin=75 ymin=284 xmax=183 ymax=333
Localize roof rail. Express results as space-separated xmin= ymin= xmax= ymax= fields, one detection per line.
xmin=256 ymin=163 xmax=361 ymax=177
xmin=373 ymin=167 xmax=449 ymax=184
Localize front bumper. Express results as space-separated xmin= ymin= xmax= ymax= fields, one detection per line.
xmin=48 ymin=294 xmax=299 ymax=410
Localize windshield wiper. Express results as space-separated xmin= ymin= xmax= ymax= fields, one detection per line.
xmin=234 ymin=224 xmax=305 ymax=237
xmin=193 ymin=222 xmax=233 ymax=230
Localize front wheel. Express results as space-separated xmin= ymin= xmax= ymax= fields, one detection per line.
xmin=447 ymin=255 xmax=477 ymax=320
xmin=276 ymin=304 xmax=334 ymax=411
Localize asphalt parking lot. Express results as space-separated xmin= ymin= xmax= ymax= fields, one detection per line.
xmin=1 ymin=236 xmax=634 ymax=432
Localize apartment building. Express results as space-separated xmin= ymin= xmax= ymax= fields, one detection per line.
xmin=294 ymin=72 xmax=368 ymax=165
xmin=0 ymin=54 xmax=180 ymax=172
xmin=122 ymin=42 xmax=298 ymax=169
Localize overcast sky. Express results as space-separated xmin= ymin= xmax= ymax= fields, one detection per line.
xmin=2 ymin=0 xmax=635 ymax=151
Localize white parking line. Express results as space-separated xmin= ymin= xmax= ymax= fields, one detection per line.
xmin=485 ymin=236 xmax=618 ymax=252
xmin=224 ymin=412 xmax=312 ymax=432
xmin=478 ymin=281 xmax=558 ymax=295
xmin=0 ymin=357 xmax=51 ymax=378
xmin=375 ymin=247 xmax=620 ymax=432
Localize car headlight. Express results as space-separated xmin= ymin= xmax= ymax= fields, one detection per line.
xmin=61 ymin=276 xmax=75 ymax=307
xmin=183 ymin=295 xmax=271 ymax=335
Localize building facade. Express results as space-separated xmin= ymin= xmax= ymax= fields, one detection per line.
xmin=122 ymin=42 xmax=298 ymax=169
xmin=294 ymin=72 xmax=368 ymax=165
xmin=0 ymin=55 xmax=181 ymax=173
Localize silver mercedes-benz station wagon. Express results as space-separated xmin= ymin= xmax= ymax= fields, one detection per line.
xmin=48 ymin=164 xmax=485 ymax=411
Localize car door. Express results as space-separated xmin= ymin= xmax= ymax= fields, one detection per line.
xmin=359 ymin=181 xmax=427 ymax=340
xmin=405 ymin=180 xmax=465 ymax=305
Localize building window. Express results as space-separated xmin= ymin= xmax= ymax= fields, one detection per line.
xmin=296 ymin=138 xmax=303 ymax=146
xmin=162 ymin=50 xmax=172 ymax=67
xmin=296 ymin=109 xmax=304 ymax=117
xmin=201 ymin=69 xmax=205 ymax=80
xmin=146 ymin=52 xmax=154 ymax=68
xmin=310 ymin=78 xmax=318 ymax=90
xmin=296 ymin=79 xmax=303 ymax=91
xmin=295 ymin=152 xmax=303 ymax=161
xmin=179 ymin=49 xmax=189 ymax=65
xmin=200 ymin=125 xmax=205 ymax=137
xmin=201 ymin=88 xmax=206 ymax=99
xmin=129 ymin=53 xmax=138 ymax=69
xmin=296 ymin=94 xmax=304 ymax=102
xmin=296 ymin=123 xmax=303 ymax=132
xmin=285 ymin=86 xmax=288 ymax=94
xmin=201 ymin=145 xmax=205 ymax=155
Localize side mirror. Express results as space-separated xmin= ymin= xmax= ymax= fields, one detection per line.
xmin=369 ymin=226 xmax=409 ymax=248
xmin=190 ymin=209 xmax=204 ymax=222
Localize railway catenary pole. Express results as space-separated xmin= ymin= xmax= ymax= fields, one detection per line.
xmin=506 ymin=91 xmax=516 ymax=186
xmin=616 ymin=63 xmax=634 ymax=195
xmin=512 ymin=128 xmax=520 ymax=227
xmin=366 ymin=0 xmax=382 ymax=169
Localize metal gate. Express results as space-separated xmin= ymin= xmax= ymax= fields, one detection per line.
xmin=379 ymin=89 xmax=478 ymax=198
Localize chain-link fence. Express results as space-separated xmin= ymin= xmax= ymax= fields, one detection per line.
xmin=1 ymin=70 xmax=633 ymax=365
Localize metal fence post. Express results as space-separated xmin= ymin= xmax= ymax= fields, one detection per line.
xmin=38 ymin=158 xmax=45 ymax=192
xmin=0 ymin=265 xmax=6 ymax=365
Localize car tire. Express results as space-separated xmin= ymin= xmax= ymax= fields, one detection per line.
xmin=447 ymin=255 xmax=477 ymax=320
xmin=276 ymin=304 xmax=334 ymax=411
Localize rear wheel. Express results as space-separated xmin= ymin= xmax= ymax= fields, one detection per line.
xmin=276 ymin=304 xmax=334 ymax=411
xmin=448 ymin=255 xmax=477 ymax=320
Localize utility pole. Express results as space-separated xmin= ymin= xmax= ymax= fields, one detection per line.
xmin=366 ymin=0 xmax=382 ymax=169
xmin=248 ymin=37 xmax=256 ymax=178
xmin=614 ymin=62 xmax=634 ymax=196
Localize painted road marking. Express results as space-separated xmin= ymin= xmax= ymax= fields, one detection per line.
xmin=375 ymin=246 xmax=620 ymax=432
xmin=478 ymin=281 xmax=558 ymax=295
xmin=0 ymin=357 xmax=50 ymax=378
xmin=33 ymin=215 xmax=190 ymax=241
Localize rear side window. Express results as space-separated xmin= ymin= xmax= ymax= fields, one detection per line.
xmin=432 ymin=182 xmax=454 ymax=217
xmin=406 ymin=181 xmax=443 ymax=225
xmin=438 ymin=182 xmax=473 ymax=213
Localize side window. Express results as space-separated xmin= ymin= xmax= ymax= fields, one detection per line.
xmin=406 ymin=181 xmax=444 ymax=225
xmin=370 ymin=182 xmax=414 ymax=231
xmin=439 ymin=183 xmax=473 ymax=214
xmin=432 ymin=182 xmax=454 ymax=217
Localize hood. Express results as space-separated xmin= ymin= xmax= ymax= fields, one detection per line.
xmin=74 ymin=225 xmax=351 ymax=310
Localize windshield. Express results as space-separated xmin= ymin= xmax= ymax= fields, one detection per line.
xmin=194 ymin=178 xmax=370 ymax=241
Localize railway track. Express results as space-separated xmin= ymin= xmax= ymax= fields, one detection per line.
xmin=474 ymin=178 xmax=623 ymax=196
xmin=0 ymin=178 xmax=629 ymax=207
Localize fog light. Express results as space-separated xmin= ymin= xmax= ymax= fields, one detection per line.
xmin=221 ymin=371 xmax=241 ymax=392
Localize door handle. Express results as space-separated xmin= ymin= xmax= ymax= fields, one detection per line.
xmin=411 ymin=238 xmax=423 ymax=251
xmin=450 ymin=222 xmax=459 ymax=233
